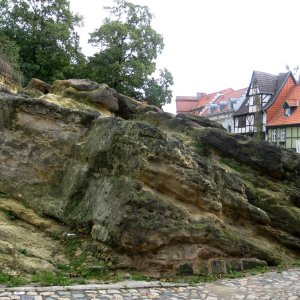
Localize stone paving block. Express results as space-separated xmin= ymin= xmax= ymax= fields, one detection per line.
xmin=71 ymin=293 xmax=86 ymax=298
xmin=106 ymin=289 xmax=121 ymax=294
xmin=86 ymin=293 xmax=99 ymax=298
xmin=57 ymin=291 xmax=71 ymax=296
xmin=0 ymin=293 xmax=11 ymax=297
xmin=27 ymin=292 xmax=38 ymax=296
xmin=40 ymin=292 xmax=56 ymax=296
xmin=233 ymin=295 xmax=246 ymax=300
xmin=98 ymin=290 xmax=107 ymax=294
xmin=20 ymin=296 xmax=35 ymax=300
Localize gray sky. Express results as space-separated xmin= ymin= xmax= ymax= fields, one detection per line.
xmin=70 ymin=0 xmax=300 ymax=113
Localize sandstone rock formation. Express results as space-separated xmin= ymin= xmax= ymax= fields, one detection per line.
xmin=0 ymin=79 xmax=299 ymax=278
xmin=0 ymin=57 xmax=20 ymax=94
xmin=0 ymin=73 xmax=19 ymax=94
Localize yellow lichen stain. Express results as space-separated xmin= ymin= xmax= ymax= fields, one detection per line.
xmin=39 ymin=94 xmax=113 ymax=116
xmin=0 ymin=73 xmax=20 ymax=94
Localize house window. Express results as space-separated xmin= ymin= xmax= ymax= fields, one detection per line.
xmin=280 ymin=128 xmax=286 ymax=142
xmin=285 ymin=108 xmax=291 ymax=117
xmin=238 ymin=116 xmax=246 ymax=128
xmin=271 ymin=129 xmax=277 ymax=142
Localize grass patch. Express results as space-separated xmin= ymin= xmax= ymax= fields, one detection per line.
xmin=189 ymin=141 xmax=206 ymax=156
xmin=31 ymin=272 xmax=71 ymax=286
xmin=130 ymin=273 xmax=151 ymax=281
xmin=219 ymin=157 xmax=248 ymax=173
xmin=53 ymin=237 xmax=113 ymax=283
xmin=0 ymin=272 xmax=27 ymax=287
xmin=159 ymin=265 xmax=284 ymax=284
xmin=292 ymin=260 xmax=300 ymax=267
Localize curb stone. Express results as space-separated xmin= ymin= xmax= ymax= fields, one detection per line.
xmin=2 ymin=280 xmax=188 ymax=292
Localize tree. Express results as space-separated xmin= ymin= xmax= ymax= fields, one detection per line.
xmin=143 ymin=68 xmax=173 ymax=108
xmin=88 ymin=0 xmax=173 ymax=107
xmin=0 ymin=33 xmax=21 ymax=81
xmin=0 ymin=34 xmax=19 ymax=70
xmin=0 ymin=0 xmax=84 ymax=83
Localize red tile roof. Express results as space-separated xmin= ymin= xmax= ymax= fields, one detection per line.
xmin=200 ymin=88 xmax=247 ymax=116
xmin=268 ymin=85 xmax=300 ymax=126
xmin=194 ymin=88 xmax=234 ymax=110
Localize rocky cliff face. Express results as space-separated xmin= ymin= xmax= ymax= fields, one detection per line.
xmin=0 ymin=79 xmax=299 ymax=278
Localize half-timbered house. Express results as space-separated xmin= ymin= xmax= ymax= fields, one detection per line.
xmin=233 ymin=71 xmax=292 ymax=138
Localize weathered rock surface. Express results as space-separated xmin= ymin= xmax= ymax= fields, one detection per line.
xmin=0 ymin=73 xmax=19 ymax=94
xmin=0 ymin=197 xmax=69 ymax=277
xmin=0 ymin=78 xmax=299 ymax=277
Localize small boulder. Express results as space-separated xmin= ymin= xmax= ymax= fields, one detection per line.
xmin=51 ymin=79 xmax=99 ymax=94
xmin=176 ymin=113 xmax=226 ymax=130
xmin=117 ymin=94 xmax=162 ymax=119
xmin=51 ymin=79 xmax=119 ymax=112
xmin=62 ymin=79 xmax=100 ymax=91
xmin=26 ymin=78 xmax=51 ymax=94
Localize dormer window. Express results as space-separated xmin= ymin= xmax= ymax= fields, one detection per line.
xmin=283 ymin=100 xmax=299 ymax=117
xmin=285 ymin=107 xmax=291 ymax=117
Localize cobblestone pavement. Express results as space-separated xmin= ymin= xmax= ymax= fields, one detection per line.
xmin=0 ymin=268 xmax=299 ymax=300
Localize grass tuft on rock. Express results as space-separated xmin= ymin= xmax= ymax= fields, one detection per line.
xmin=0 ymin=272 xmax=27 ymax=287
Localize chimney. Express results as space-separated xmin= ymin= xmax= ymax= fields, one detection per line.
xmin=196 ymin=92 xmax=206 ymax=98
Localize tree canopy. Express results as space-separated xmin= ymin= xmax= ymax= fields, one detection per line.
xmin=0 ymin=0 xmax=174 ymax=108
xmin=0 ymin=0 xmax=84 ymax=83
xmin=0 ymin=33 xmax=21 ymax=81
xmin=0 ymin=34 xmax=19 ymax=70
xmin=88 ymin=0 xmax=173 ymax=107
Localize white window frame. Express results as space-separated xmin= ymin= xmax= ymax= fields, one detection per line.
xmin=280 ymin=128 xmax=286 ymax=142
xmin=272 ymin=129 xmax=277 ymax=142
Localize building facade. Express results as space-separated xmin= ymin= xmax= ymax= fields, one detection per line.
xmin=175 ymin=93 xmax=205 ymax=114
xmin=176 ymin=88 xmax=245 ymax=132
xmin=233 ymin=71 xmax=292 ymax=138
xmin=266 ymin=86 xmax=300 ymax=152
xmin=175 ymin=70 xmax=300 ymax=153
xmin=199 ymin=88 xmax=246 ymax=132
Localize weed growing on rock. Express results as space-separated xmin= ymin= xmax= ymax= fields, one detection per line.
xmin=31 ymin=272 xmax=71 ymax=286
xmin=0 ymin=272 xmax=27 ymax=287
xmin=131 ymin=273 xmax=151 ymax=281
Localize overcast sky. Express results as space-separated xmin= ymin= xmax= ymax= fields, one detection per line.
xmin=69 ymin=0 xmax=300 ymax=114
